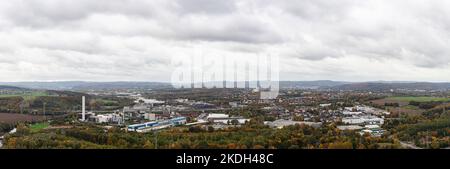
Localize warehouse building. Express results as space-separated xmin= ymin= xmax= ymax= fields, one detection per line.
xmin=127 ymin=116 xmax=187 ymax=132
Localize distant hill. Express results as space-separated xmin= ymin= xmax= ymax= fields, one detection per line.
xmin=46 ymin=90 xmax=87 ymax=97
xmin=0 ymin=85 xmax=28 ymax=90
xmin=328 ymin=82 xmax=450 ymax=91
xmin=280 ymin=80 xmax=351 ymax=89
xmin=2 ymin=81 xmax=349 ymax=90
xmin=2 ymin=81 xmax=450 ymax=91
xmin=0 ymin=81 xmax=172 ymax=90
xmin=185 ymin=80 xmax=350 ymax=89
xmin=68 ymin=82 xmax=173 ymax=90
xmin=0 ymin=81 xmax=86 ymax=90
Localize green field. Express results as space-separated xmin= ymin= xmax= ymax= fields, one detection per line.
xmin=30 ymin=122 xmax=50 ymax=132
xmin=402 ymin=105 xmax=421 ymax=110
xmin=0 ymin=91 xmax=49 ymax=101
xmin=387 ymin=96 xmax=450 ymax=102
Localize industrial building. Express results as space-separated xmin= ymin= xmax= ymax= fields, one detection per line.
xmin=342 ymin=116 xmax=384 ymax=125
xmin=342 ymin=111 xmax=363 ymax=116
xmin=359 ymin=125 xmax=385 ymax=137
xmin=127 ymin=117 xmax=187 ymax=132
xmin=144 ymin=113 xmax=156 ymax=121
xmin=337 ymin=124 xmax=385 ymax=137
xmin=337 ymin=125 xmax=364 ymax=130
xmin=92 ymin=113 xmax=123 ymax=124
xmin=265 ymin=119 xmax=322 ymax=129
xmin=202 ymin=113 xmax=249 ymax=125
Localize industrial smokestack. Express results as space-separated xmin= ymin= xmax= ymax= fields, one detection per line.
xmin=82 ymin=96 xmax=86 ymax=121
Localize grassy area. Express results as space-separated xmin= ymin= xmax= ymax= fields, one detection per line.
xmin=96 ymin=99 xmax=118 ymax=104
xmin=402 ymin=105 xmax=420 ymax=110
xmin=0 ymin=91 xmax=49 ymax=101
xmin=30 ymin=122 xmax=50 ymax=132
xmin=387 ymin=96 xmax=450 ymax=102
xmin=386 ymin=106 xmax=424 ymax=115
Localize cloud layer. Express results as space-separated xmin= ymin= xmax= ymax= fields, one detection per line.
xmin=1 ymin=0 xmax=450 ymax=82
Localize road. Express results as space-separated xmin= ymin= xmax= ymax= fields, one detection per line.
xmin=0 ymin=136 xmax=3 ymax=148
xmin=0 ymin=128 xmax=16 ymax=148
xmin=400 ymin=141 xmax=423 ymax=149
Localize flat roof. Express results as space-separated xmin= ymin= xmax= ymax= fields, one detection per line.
xmin=207 ymin=114 xmax=229 ymax=118
xmin=337 ymin=125 xmax=363 ymax=130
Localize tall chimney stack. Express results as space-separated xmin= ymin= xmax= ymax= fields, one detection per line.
xmin=82 ymin=96 xmax=86 ymax=121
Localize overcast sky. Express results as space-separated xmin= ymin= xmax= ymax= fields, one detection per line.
xmin=1 ymin=0 xmax=450 ymax=82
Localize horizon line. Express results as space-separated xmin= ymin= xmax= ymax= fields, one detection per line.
xmin=1 ymin=80 xmax=450 ymax=83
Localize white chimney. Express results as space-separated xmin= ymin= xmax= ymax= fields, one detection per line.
xmin=82 ymin=96 xmax=86 ymax=121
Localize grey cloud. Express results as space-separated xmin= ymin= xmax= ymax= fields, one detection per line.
xmin=264 ymin=0 xmax=360 ymax=20
xmin=1 ymin=0 xmax=162 ymax=27
xmin=173 ymin=17 xmax=283 ymax=44
xmin=1 ymin=0 xmax=450 ymax=82
xmin=174 ymin=0 xmax=236 ymax=15
xmin=2 ymin=0 xmax=281 ymax=44
xmin=280 ymin=0 xmax=450 ymax=69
